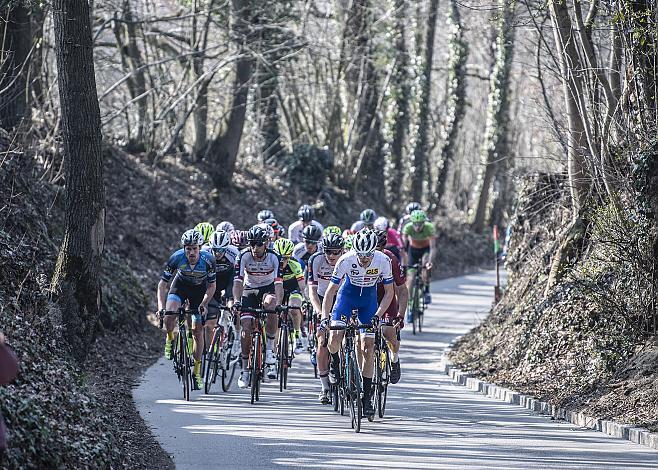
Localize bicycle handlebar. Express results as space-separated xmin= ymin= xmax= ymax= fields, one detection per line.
xmin=329 ymin=323 xmax=373 ymax=331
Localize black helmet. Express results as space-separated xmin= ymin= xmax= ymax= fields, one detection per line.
xmin=258 ymin=209 xmax=274 ymax=222
xmin=406 ymin=202 xmax=421 ymax=214
xmin=247 ymin=225 xmax=269 ymax=242
xmin=360 ymin=208 xmax=377 ymax=224
xmin=302 ymin=224 xmax=322 ymax=242
xmin=374 ymin=229 xmax=387 ymax=249
xmin=323 ymin=233 xmax=344 ymax=250
xmin=297 ymin=204 xmax=315 ymax=222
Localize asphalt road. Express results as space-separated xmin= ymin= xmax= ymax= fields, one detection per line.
xmin=134 ymin=270 xmax=658 ymax=469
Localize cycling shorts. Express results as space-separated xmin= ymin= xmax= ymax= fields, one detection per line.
xmin=283 ymin=278 xmax=303 ymax=305
xmin=206 ymin=298 xmax=227 ymax=321
xmin=167 ymin=277 xmax=206 ymax=323
xmin=241 ymin=283 xmax=276 ymax=319
xmin=331 ymin=285 xmax=377 ymax=338
xmin=407 ymin=246 xmax=430 ymax=269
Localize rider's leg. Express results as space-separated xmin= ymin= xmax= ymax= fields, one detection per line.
xmin=240 ymin=317 xmax=253 ymax=369
xmin=263 ymin=294 xmax=277 ymax=360
xmin=289 ymin=294 xmax=303 ymax=351
xmin=317 ymin=328 xmax=330 ymax=390
xmin=382 ymin=325 xmax=399 ymax=355
xmin=164 ymin=296 xmax=181 ymax=338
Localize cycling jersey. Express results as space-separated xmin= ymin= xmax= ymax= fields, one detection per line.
xmin=281 ymin=258 xmax=304 ymax=301
xmin=212 ymin=253 xmax=236 ymax=300
xmin=402 ymin=221 xmax=436 ymax=249
xmin=330 ymin=251 xmax=394 ymax=289
xmin=288 ymin=220 xmax=324 ymax=244
xmin=378 ymin=249 xmax=405 ymax=319
xmin=293 ymin=241 xmax=322 ymax=269
xmin=385 ymin=228 xmax=405 ymax=252
xmin=161 ymin=249 xmax=216 ymax=285
xmin=234 ymin=248 xmax=283 ymax=288
xmin=307 ymin=252 xmax=336 ymax=297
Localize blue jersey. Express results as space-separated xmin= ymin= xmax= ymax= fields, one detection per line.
xmin=161 ymin=249 xmax=216 ymax=285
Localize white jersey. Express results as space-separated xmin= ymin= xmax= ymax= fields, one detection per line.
xmin=330 ymin=251 xmax=393 ymax=289
xmin=234 ymin=248 xmax=283 ymax=288
xmin=293 ymin=241 xmax=322 ymax=267
xmin=288 ymin=220 xmax=324 ymax=244
xmin=307 ymin=252 xmax=336 ymax=297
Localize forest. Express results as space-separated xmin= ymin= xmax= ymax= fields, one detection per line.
xmin=0 ymin=0 xmax=656 ymax=466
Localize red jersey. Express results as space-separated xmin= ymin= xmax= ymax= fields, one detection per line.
xmin=377 ymin=248 xmax=406 ymax=319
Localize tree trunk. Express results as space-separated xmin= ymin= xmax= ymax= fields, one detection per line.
xmin=549 ymin=0 xmax=591 ymax=219
xmin=192 ymin=0 xmax=217 ymax=159
xmin=30 ymin=5 xmax=47 ymax=109
xmin=385 ymin=0 xmax=411 ymax=206
xmin=432 ymin=0 xmax=468 ymax=211
xmin=50 ymin=0 xmax=105 ymax=364
xmin=472 ymin=0 xmax=516 ymax=233
xmin=205 ymin=0 xmax=252 ymax=187
xmin=0 ymin=4 xmax=31 ymax=129
xmin=409 ymin=0 xmax=438 ymax=203
xmin=257 ymin=64 xmax=284 ymax=162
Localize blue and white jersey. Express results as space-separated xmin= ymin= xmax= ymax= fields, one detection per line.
xmin=161 ymin=249 xmax=216 ymax=285
xmin=330 ymin=251 xmax=393 ymax=291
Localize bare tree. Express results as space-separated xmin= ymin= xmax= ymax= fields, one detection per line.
xmin=50 ymin=0 xmax=105 ymax=363
xmin=0 ymin=3 xmax=31 ymax=129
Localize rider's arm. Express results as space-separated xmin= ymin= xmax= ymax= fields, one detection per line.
xmin=396 ymin=283 xmax=409 ymax=317
xmin=232 ymin=278 xmax=244 ymax=303
xmin=201 ymin=282 xmax=216 ymax=310
xmin=298 ymin=278 xmax=308 ymax=301
xmin=322 ymin=282 xmax=339 ymax=320
xmin=274 ymin=282 xmax=284 ymax=306
xmin=309 ymin=284 xmax=322 ymax=314
xmin=375 ymin=282 xmax=395 ymax=318
xmin=157 ymin=280 xmax=169 ymax=311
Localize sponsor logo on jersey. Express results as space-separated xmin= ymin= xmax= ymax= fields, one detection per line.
xmin=365 ymin=268 xmax=379 ymax=275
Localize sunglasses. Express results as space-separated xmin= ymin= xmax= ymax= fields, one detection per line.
xmin=357 ymin=252 xmax=375 ymax=259
xmin=304 ymin=240 xmax=318 ymax=245
xmin=250 ymin=240 xmax=265 ymax=247
xmin=282 ymin=256 xmax=291 ymax=261
xmin=212 ymin=248 xmax=227 ymax=255
xmin=325 ymin=250 xmax=342 ymax=256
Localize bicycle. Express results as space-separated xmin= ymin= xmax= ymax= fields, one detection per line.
xmin=330 ymin=310 xmax=373 ymax=433
xmin=372 ymin=321 xmax=394 ymax=419
xmin=204 ymin=305 xmax=240 ymax=394
xmin=303 ymin=302 xmax=319 ymax=378
xmin=159 ymin=307 xmax=197 ymax=401
xmin=276 ymin=305 xmax=294 ymax=392
xmin=409 ymin=263 xmax=427 ymax=334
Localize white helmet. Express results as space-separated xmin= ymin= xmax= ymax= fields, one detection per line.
xmin=181 ymin=229 xmax=203 ymax=246
xmin=373 ymin=216 xmax=389 ymax=231
xmin=257 ymin=222 xmax=275 ymax=241
xmin=210 ymin=230 xmax=231 ymax=249
xmin=352 ymin=229 xmax=378 ymax=255
xmin=216 ymin=221 xmax=235 ymax=233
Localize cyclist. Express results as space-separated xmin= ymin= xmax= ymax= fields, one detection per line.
xmin=264 ymin=218 xmax=285 ymax=240
xmin=232 ymin=225 xmax=284 ymax=387
xmin=322 ymin=230 xmax=395 ymax=417
xmin=374 ymin=216 xmax=406 ymax=265
xmin=258 ymin=209 xmax=275 ymax=223
xmin=307 ymin=233 xmax=344 ymax=404
xmin=397 ymin=201 xmax=421 ymax=232
xmin=273 ymin=238 xmax=308 ymax=354
xmin=195 ymin=222 xmax=215 ymax=244
xmin=359 ymin=209 xmax=377 ymax=230
xmin=157 ymin=229 xmax=216 ymax=390
xmin=374 ymin=230 xmax=408 ymax=384
xmin=402 ymin=210 xmax=436 ymax=305
xmin=288 ymin=204 xmax=324 ymax=244
xmin=293 ymin=224 xmax=323 ymax=269
xmin=205 ymin=230 xmax=239 ymax=355
xmin=216 ymin=221 xmax=235 ymax=234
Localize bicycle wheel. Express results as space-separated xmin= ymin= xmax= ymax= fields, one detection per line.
xmin=204 ymin=330 xmax=221 ymax=394
xmin=180 ymin=330 xmax=191 ymax=401
xmin=378 ymin=348 xmax=390 ymax=418
xmin=350 ymin=357 xmax=362 ymax=433
xmin=372 ymin=346 xmax=383 ymax=421
xmin=278 ymin=325 xmax=288 ymax=392
xmin=250 ymin=334 xmax=260 ymax=404
xmin=332 ymin=384 xmax=339 ymax=412
xmin=222 ymin=327 xmax=238 ymax=392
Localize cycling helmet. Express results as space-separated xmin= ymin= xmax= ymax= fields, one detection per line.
xmin=263 ymin=218 xmax=280 ymax=234
xmin=351 ymin=221 xmax=366 ymax=232
xmin=374 ymin=229 xmax=388 ymax=249
xmin=256 ymin=222 xmax=275 ymax=241
xmin=181 ymin=229 xmax=203 ymax=246
xmin=257 ymin=209 xmax=274 ymax=222
xmin=342 ymin=228 xmax=355 ymax=238
xmin=216 ymin=221 xmax=235 ymax=233
xmin=273 ymin=238 xmax=295 ymax=257
xmin=344 ymin=234 xmax=354 ymax=251
xmin=406 ymin=202 xmax=422 ymax=214
xmin=297 ymin=204 xmax=315 ymax=222
xmin=352 ymin=229 xmax=378 ymax=255
xmin=323 ymin=233 xmax=344 ymax=250
xmin=410 ymin=209 xmax=428 ymax=224
xmin=194 ymin=222 xmax=215 ymax=243
xmin=302 ymin=224 xmax=322 ymax=242
xmin=247 ymin=225 xmax=269 ymax=243
xmin=231 ymin=230 xmax=248 ymax=247
xmin=360 ymin=209 xmax=377 ymax=224
xmin=373 ymin=216 xmax=390 ymax=231
xmin=210 ymin=230 xmax=231 ymax=249
xmin=323 ymin=225 xmax=342 ymax=237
